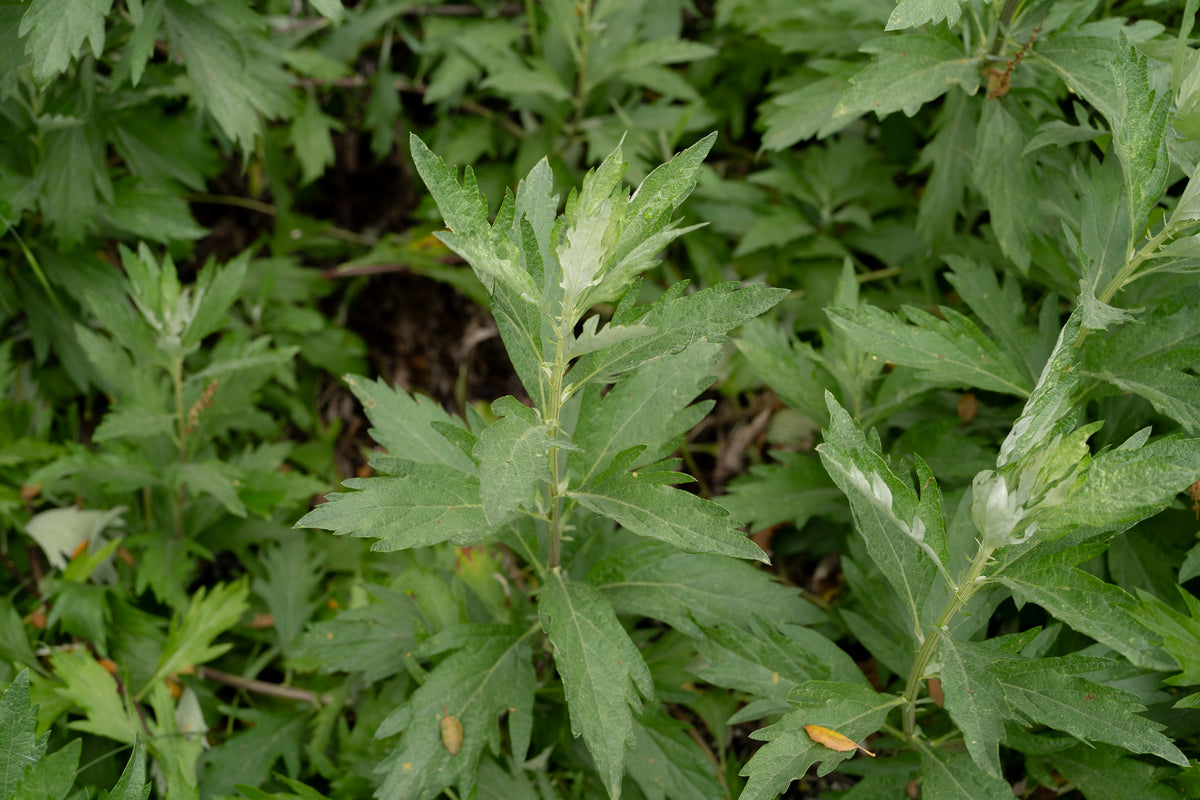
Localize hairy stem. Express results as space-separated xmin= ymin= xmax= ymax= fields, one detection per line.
xmin=902 ymin=543 xmax=995 ymax=735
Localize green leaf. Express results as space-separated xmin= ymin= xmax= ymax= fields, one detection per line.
xmin=102 ymin=739 xmax=149 ymax=800
xmin=626 ymin=704 xmax=725 ymax=800
xmin=916 ymin=90 xmax=977 ymax=247
xmin=253 ymin=537 xmax=322 ymax=650
xmin=289 ymin=587 xmax=419 ymax=682
xmin=738 ymin=682 xmax=901 ymax=800
xmin=935 ymin=632 xmax=1007 ymax=777
xmin=344 ymin=375 xmax=477 ymax=471
xmin=163 ymin=1 xmax=296 ymax=154
xmin=833 ymin=32 xmax=979 ymax=123
xmin=721 ymin=451 xmax=844 ymax=533
xmin=198 ymin=710 xmax=306 ymax=796
xmin=11 ymin=737 xmax=79 ymax=800
xmin=572 ymin=341 xmax=720 ymax=487
xmin=1034 ymin=34 xmax=1120 ymax=122
xmin=0 ymin=671 xmax=45 ymax=798
xmin=915 ymin=741 xmax=1013 ymax=800
xmin=994 ymin=656 xmax=1188 ymax=766
xmin=817 ymin=393 xmax=947 ymax=632
xmin=375 ymin=625 xmax=535 ymax=800
xmin=290 ymin=92 xmax=343 ymax=185
xmin=943 ymin=255 xmax=1039 ymax=383
xmin=409 ymin=134 xmax=534 ymax=298
xmin=570 ymin=448 xmax=767 ymax=562
xmin=886 ymin=0 xmax=964 ymax=31
xmin=0 ymin=603 xmax=40 ymax=674
xmin=826 ymin=304 xmax=1031 ymax=396
xmin=1099 ymin=367 xmax=1200 ymax=432
xmin=1109 ymin=37 xmax=1169 ymax=235
xmin=1130 ymin=587 xmax=1200 ymax=687
xmin=539 ymin=571 xmax=652 ymax=799
xmin=694 ymin=622 xmax=867 ymax=721
xmin=147 ymin=581 xmax=249 ymax=695
xmin=570 ymin=282 xmax=788 ymax=387
xmin=475 ymin=396 xmax=559 ymax=525
xmin=174 ymin=460 xmax=247 ymax=518
xmin=972 ymin=102 xmax=1038 ymax=271
xmin=38 ymin=121 xmax=113 ymax=245
xmin=1048 ymin=743 xmax=1181 ymax=800
xmin=1000 ymin=562 xmax=1171 ymax=670
xmin=996 ymin=313 xmax=1081 ymax=469
xmin=52 ymin=649 xmax=139 ymax=744
xmin=591 ymin=541 xmax=824 ymax=637
xmin=760 ymin=61 xmax=860 ymax=149
xmin=18 ymin=0 xmax=112 ymax=83
xmin=296 ymin=461 xmax=492 ymax=550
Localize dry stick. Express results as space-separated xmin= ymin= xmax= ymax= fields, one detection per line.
xmin=197 ymin=665 xmax=341 ymax=707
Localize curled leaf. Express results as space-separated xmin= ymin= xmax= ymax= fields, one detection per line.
xmin=440 ymin=705 xmax=463 ymax=755
xmin=804 ymin=724 xmax=875 ymax=757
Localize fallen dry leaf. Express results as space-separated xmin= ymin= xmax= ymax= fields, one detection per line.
xmin=804 ymin=724 xmax=875 ymax=757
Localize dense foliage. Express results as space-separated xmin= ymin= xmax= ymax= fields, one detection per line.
xmin=3 ymin=1 xmax=1200 ymax=799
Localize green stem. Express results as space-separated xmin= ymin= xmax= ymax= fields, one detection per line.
xmin=545 ymin=321 xmax=571 ymax=570
xmin=988 ymin=0 xmax=1023 ymax=57
xmin=571 ymin=1 xmax=591 ymax=133
xmin=170 ymin=356 xmax=187 ymax=538
xmin=902 ymin=543 xmax=995 ymax=735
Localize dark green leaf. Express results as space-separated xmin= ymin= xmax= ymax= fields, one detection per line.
xmin=18 ymin=0 xmax=112 ymax=83
xmin=0 ymin=671 xmax=45 ymax=798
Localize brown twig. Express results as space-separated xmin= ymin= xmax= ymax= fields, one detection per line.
xmin=196 ymin=665 xmax=341 ymax=706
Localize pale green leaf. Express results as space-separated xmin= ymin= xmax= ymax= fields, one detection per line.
xmin=1130 ymin=588 xmax=1200 ymax=687
xmin=52 ymin=649 xmax=139 ymax=743
xmin=539 ymin=571 xmax=651 ymax=799
xmin=916 ymin=741 xmax=1013 ymax=800
xmin=482 ymin=59 xmax=572 ymax=102
xmin=475 ymin=396 xmax=559 ymax=525
xmin=996 ymin=313 xmax=1081 ymax=468
xmin=564 ymin=317 xmax=654 ymax=360
xmin=738 ymin=682 xmax=901 ymax=800
xmin=833 ymin=32 xmax=979 ymax=123
xmin=597 ymin=38 xmax=716 ymax=84
xmin=343 ymin=375 xmax=477 ymax=471
xmin=0 ymin=671 xmax=44 ymax=798
xmin=307 ymin=0 xmax=343 ymax=23
xmin=295 ymin=461 xmax=492 ymax=551
xmin=886 ymin=0 xmax=964 ymax=31
xmin=18 ymin=0 xmax=112 ymax=83
xmin=148 ymin=581 xmax=250 ymax=694
xmin=591 ymin=541 xmax=823 ymax=637
xmin=1099 ymin=367 xmax=1200 ymax=432
xmin=569 ymin=449 xmax=767 ymax=562
xmin=101 ymin=180 xmax=208 ymax=243
xmin=826 ymin=304 xmax=1031 ymax=396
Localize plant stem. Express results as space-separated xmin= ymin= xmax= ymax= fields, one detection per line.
xmin=170 ymin=356 xmax=187 ymax=538
xmin=545 ymin=322 xmax=571 ymax=570
xmin=902 ymin=543 xmax=995 ymax=735
xmin=571 ymin=1 xmax=591 ymax=133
